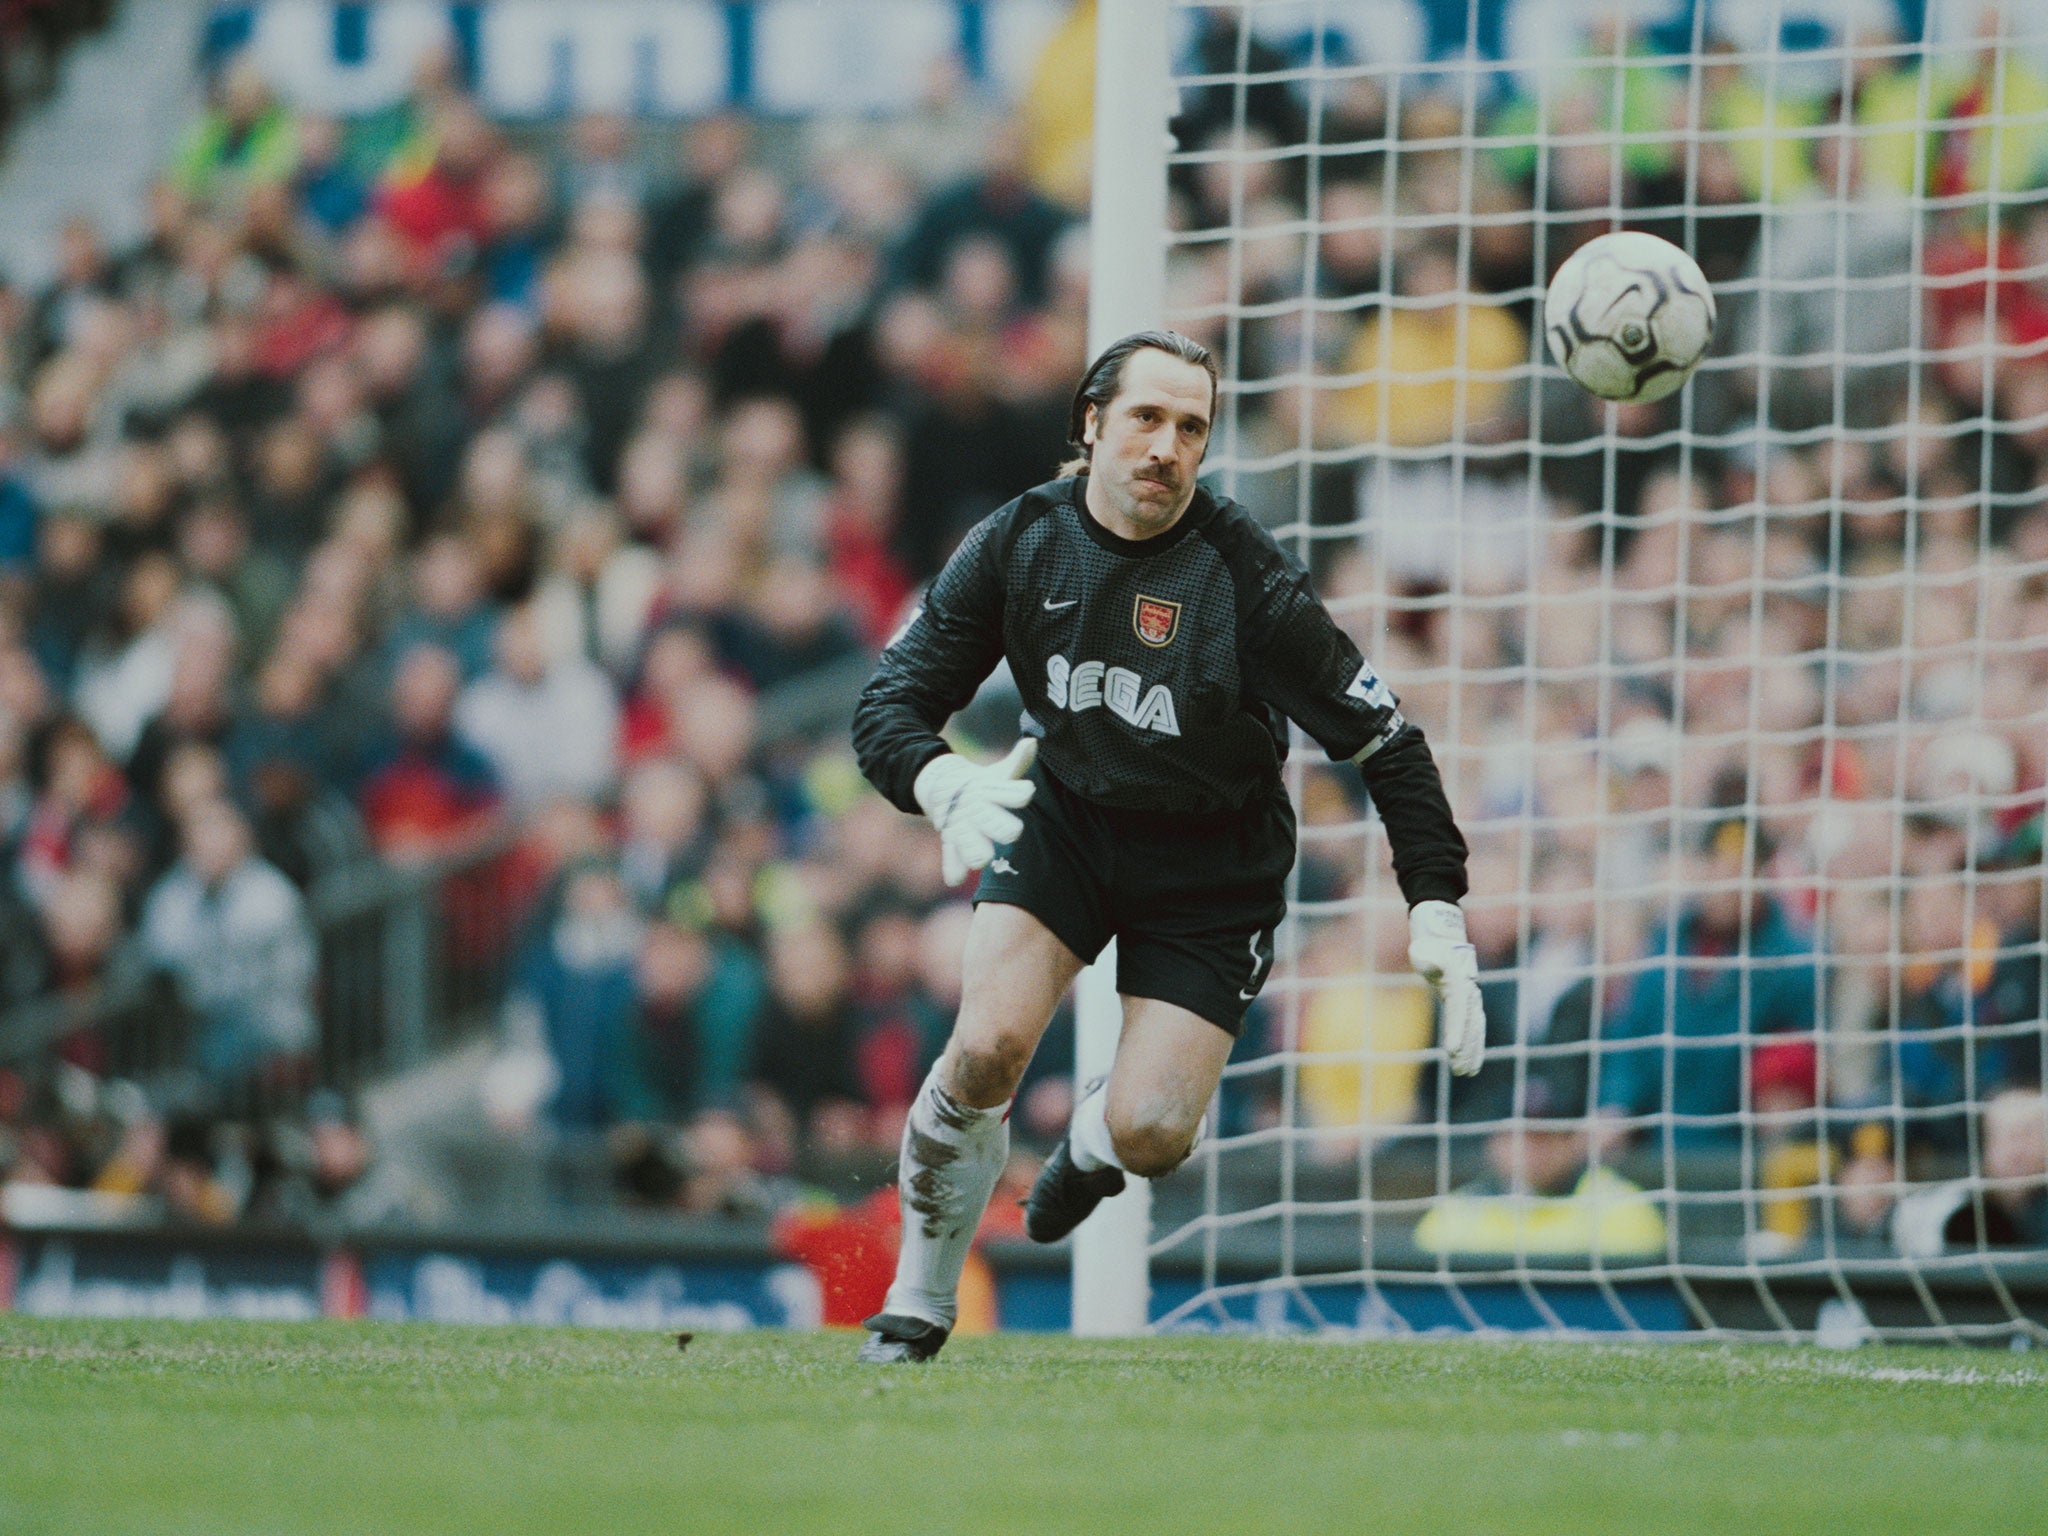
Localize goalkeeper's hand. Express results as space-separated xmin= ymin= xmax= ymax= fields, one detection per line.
xmin=1408 ymin=899 xmax=1485 ymax=1077
xmin=913 ymin=739 xmax=1038 ymax=887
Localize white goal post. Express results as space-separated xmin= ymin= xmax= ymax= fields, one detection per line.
xmin=1084 ymin=0 xmax=2048 ymax=1344
xmin=1072 ymin=0 xmax=1175 ymax=1339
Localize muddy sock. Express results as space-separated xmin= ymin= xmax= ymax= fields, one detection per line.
xmin=882 ymin=1066 xmax=1009 ymax=1330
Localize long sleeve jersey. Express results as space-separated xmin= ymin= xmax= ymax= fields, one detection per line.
xmin=853 ymin=475 xmax=1467 ymax=907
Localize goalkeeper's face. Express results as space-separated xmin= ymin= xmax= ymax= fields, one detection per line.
xmin=1083 ymin=348 xmax=1213 ymax=537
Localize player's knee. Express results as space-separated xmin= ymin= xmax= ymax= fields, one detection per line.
xmin=1106 ymin=1108 xmax=1196 ymax=1179
xmin=945 ymin=1037 xmax=1031 ymax=1109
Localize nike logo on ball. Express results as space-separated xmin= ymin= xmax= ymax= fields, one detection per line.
xmin=1043 ymin=597 xmax=1077 ymax=611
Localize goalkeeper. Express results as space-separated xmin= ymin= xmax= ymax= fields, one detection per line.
xmin=850 ymin=330 xmax=1482 ymax=1362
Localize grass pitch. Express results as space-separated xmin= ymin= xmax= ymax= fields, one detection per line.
xmin=3 ymin=1318 xmax=2047 ymax=1536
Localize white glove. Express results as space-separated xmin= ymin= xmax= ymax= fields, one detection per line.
xmin=1408 ymin=899 xmax=1485 ymax=1077
xmin=913 ymin=739 xmax=1038 ymax=886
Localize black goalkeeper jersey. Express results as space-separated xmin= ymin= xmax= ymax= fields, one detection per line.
xmin=854 ymin=475 xmax=1467 ymax=906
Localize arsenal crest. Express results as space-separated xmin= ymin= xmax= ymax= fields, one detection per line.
xmin=1133 ymin=594 xmax=1180 ymax=647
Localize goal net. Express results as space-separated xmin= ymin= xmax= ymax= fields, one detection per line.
xmin=1151 ymin=0 xmax=2048 ymax=1342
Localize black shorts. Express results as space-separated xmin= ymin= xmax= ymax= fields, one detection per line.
xmin=972 ymin=762 xmax=1296 ymax=1037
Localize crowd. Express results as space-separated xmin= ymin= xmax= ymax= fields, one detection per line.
xmin=0 ymin=8 xmax=2044 ymax=1255
xmin=1179 ymin=12 xmax=2048 ymax=1251
xmin=0 ymin=28 xmax=1092 ymax=1225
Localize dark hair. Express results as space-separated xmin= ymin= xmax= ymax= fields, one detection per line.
xmin=1061 ymin=329 xmax=1219 ymax=475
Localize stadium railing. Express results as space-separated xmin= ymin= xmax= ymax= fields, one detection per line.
xmin=0 ymin=827 xmax=519 ymax=1124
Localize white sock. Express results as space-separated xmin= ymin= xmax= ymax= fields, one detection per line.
xmin=1068 ymin=1077 xmax=1124 ymax=1173
xmin=883 ymin=1066 xmax=1009 ymax=1329
xmin=1069 ymin=1078 xmax=1208 ymax=1174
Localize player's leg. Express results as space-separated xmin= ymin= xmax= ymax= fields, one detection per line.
xmin=1090 ymin=994 xmax=1234 ymax=1174
xmin=1026 ymin=792 xmax=1286 ymax=1244
xmin=864 ymin=902 xmax=1084 ymax=1359
xmin=1025 ymin=993 xmax=1235 ymax=1241
xmin=936 ymin=901 xmax=1087 ymax=1108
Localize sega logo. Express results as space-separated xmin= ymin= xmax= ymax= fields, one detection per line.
xmin=1044 ymin=655 xmax=1180 ymax=737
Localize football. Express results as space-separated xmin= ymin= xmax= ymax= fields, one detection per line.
xmin=1544 ymin=230 xmax=1716 ymax=402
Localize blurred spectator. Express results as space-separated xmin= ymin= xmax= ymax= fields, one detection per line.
xmin=0 ymin=868 xmax=45 ymax=1006
xmin=1171 ymin=14 xmax=1304 ymax=180
xmin=17 ymin=714 xmax=128 ymax=911
xmin=1295 ymin=911 xmax=1433 ymax=1153
xmin=893 ymin=331 xmax=1060 ymax=576
xmin=814 ymin=55 xmax=998 ymax=207
xmin=614 ymin=918 xmax=765 ymax=1124
xmin=294 ymin=116 xmax=370 ymax=235
xmin=889 ymin=118 xmax=1069 ymax=308
xmin=454 ymin=604 xmax=618 ymax=811
xmin=1695 ymin=36 xmax=1821 ymax=206
xmin=1598 ymin=825 xmax=1820 ymax=1141
xmin=1733 ymin=122 xmax=1916 ymax=432
xmin=705 ymin=230 xmax=884 ymax=459
xmin=356 ymin=644 xmax=501 ymax=858
xmin=700 ymin=394 xmax=828 ymax=561
xmin=531 ymin=504 xmax=663 ymax=675
xmin=386 ymin=534 xmax=496 ymax=680
xmin=74 ymin=564 xmax=230 ymax=762
xmin=561 ymin=112 xmax=649 ymax=209
xmin=1428 ymin=851 xmax=1600 ymax=1129
xmin=139 ymin=798 xmax=315 ymax=1088
xmin=502 ymin=862 xmax=642 ymax=1132
xmin=0 ymin=424 xmax=40 ymax=572
xmin=126 ymin=614 xmax=236 ymax=822
xmin=560 ymin=250 xmax=661 ymax=497
xmin=170 ymin=56 xmax=300 ymax=207
xmin=847 ymin=896 xmax=942 ymax=1130
xmin=616 ymin=757 xmax=709 ymax=912
xmin=821 ymin=418 xmax=914 ymax=647
xmin=176 ymin=497 xmax=292 ymax=658
xmin=1016 ymin=1 xmax=1096 ymax=209
xmin=714 ymin=553 xmax=862 ymax=692
xmin=1416 ymin=1080 xmax=1667 ymax=1258
xmin=1328 ymin=241 xmax=1525 ymax=450
xmin=1879 ymin=1088 xmax=2048 ymax=1254
xmin=1864 ymin=877 xmax=2042 ymax=1153
xmin=377 ymin=98 xmax=498 ymax=273
xmin=646 ymin=114 xmax=751 ymax=291
xmin=616 ymin=621 xmax=716 ymax=767
xmin=750 ymin=921 xmax=868 ymax=1161
xmin=250 ymin=1088 xmax=374 ymax=1220
xmin=37 ymin=867 xmax=123 ymax=1000
xmin=1935 ymin=12 xmax=2048 ymax=198
xmin=30 ymin=215 xmax=116 ymax=365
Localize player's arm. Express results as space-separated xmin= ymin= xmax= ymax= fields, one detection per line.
xmin=1232 ymin=529 xmax=1484 ymax=1075
xmin=1232 ymin=540 xmax=1466 ymax=903
xmin=852 ymin=514 xmax=1036 ymax=885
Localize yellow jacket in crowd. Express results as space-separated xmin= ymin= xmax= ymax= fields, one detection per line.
xmin=1330 ymin=298 xmax=1524 ymax=449
xmin=1416 ymin=1166 xmax=1667 ymax=1257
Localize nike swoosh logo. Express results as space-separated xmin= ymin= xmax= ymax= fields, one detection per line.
xmin=1043 ymin=598 xmax=1077 ymax=611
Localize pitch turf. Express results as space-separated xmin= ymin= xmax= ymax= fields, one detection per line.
xmin=4 ymin=1318 xmax=2047 ymax=1536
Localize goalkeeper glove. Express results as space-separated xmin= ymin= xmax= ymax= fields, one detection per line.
xmin=1408 ymin=899 xmax=1486 ymax=1077
xmin=913 ymin=739 xmax=1038 ymax=887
